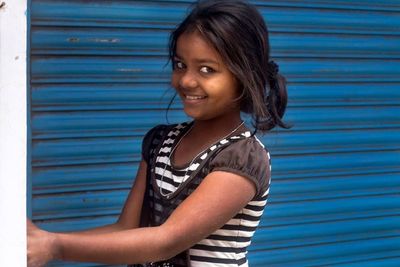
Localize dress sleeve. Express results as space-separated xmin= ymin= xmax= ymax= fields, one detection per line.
xmin=209 ymin=137 xmax=271 ymax=200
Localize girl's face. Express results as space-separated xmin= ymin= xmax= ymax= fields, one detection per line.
xmin=171 ymin=31 xmax=241 ymax=122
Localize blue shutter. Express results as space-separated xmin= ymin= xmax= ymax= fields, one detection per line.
xmin=28 ymin=1 xmax=400 ymax=266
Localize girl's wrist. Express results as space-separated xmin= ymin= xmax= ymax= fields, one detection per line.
xmin=50 ymin=232 xmax=63 ymax=261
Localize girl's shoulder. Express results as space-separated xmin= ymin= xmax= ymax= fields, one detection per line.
xmin=212 ymin=134 xmax=270 ymax=168
xmin=209 ymin=134 xmax=271 ymax=199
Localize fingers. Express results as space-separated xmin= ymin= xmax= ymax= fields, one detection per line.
xmin=27 ymin=219 xmax=47 ymax=267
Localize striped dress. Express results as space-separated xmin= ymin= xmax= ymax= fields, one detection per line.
xmin=141 ymin=122 xmax=271 ymax=267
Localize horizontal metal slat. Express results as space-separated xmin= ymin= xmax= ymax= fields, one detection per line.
xmin=288 ymin=83 xmax=400 ymax=107
xmin=32 ymin=1 xmax=186 ymax=28
xmin=265 ymin=194 xmax=400 ymax=225
xmin=31 ymin=84 xmax=179 ymax=112
xmin=31 ymin=27 xmax=400 ymax=58
xmin=269 ymin=172 xmax=400 ymax=202
xmin=156 ymin=0 xmax=400 ymax=12
xmin=32 ymin=163 xmax=138 ymax=194
xmin=31 ymin=57 xmax=400 ymax=83
xmin=32 ymin=137 xmax=142 ymax=167
xmin=31 ymin=106 xmax=400 ymax=140
xmin=270 ymin=32 xmax=400 ymax=59
xmin=253 ymin=215 xmax=400 ymax=250
xmin=30 ymin=56 xmax=171 ymax=84
xmin=271 ymin=150 xmax=400 ymax=179
xmin=33 ymin=189 xmax=129 ymax=220
xmin=261 ymin=128 xmax=400 ymax=154
xmin=248 ymin=236 xmax=400 ymax=266
xmin=31 ymin=111 xmax=187 ymax=139
xmin=31 ymin=27 xmax=169 ymax=56
xmin=31 ymin=1 xmax=400 ymax=35
xmin=327 ymin=256 xmax=400 ymax=267
xmin=31 ymin=112 xmax=168 ymax=137
xmin=282 ymin=106 xmax=400 ymax=130
xmin=251 ymin=0 xmax=400 ymax=11
xmin=258 ymin=7 xmax=400 ymax=35
xmin=31 ymin=128 xmax=400 ymax=166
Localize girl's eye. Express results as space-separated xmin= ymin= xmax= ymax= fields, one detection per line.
xmin=174 ymin=61 xmax=185 ymax=70
xmin=200 ymin=66 xmax=215 ymax=74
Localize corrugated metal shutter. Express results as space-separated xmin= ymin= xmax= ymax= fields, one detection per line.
xmin=28 ymin=1 xmax=400 ymax=266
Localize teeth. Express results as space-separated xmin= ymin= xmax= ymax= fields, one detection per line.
xmin=186 ymin=95 xmax=206 ymax=100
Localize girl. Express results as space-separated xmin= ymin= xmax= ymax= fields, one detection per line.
xmin=27 ymin=0 xmax=288 ymax=266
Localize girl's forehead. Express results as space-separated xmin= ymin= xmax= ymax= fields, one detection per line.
xmin=175 ymin=31 xmax=222 ymax=61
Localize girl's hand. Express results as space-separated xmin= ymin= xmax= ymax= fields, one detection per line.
xmin=27 ymin=219 xmax=59 ymax=267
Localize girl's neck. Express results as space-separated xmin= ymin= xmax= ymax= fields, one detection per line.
xmin=190 ymin=116 xmax=244 ymax=140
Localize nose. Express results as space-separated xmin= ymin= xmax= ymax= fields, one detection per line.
xmin=179 ymin=70 xmax=198 ymax=89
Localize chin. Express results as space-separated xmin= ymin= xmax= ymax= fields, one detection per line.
xmin=183 ymin=110 xmax=207 ymax=121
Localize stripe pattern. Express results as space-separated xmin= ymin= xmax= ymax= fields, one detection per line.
xmin=146 ymin=123 xmax=271 ymax=266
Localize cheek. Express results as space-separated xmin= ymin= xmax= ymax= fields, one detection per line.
xmin=225 ymin=76 xmax=242 ymax=98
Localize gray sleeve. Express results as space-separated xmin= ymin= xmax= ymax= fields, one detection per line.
xmin=209 ymin=138 xmax=271 ymax=200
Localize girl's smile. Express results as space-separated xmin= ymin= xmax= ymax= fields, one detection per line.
xmin=171 ymin=30 xmax=241 ymax=122
xmin=183 ymin=94 xmax=207 ymax=101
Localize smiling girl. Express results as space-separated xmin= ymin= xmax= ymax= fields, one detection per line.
xmin=27 ymin=0 xmax=288 ymax=266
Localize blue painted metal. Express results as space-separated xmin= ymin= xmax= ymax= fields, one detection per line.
xmin=28 ymin=0 xmax=400 ymax=266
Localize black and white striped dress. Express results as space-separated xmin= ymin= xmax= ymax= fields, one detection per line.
xmin=142 ymin=122 xmax=271 ymax=267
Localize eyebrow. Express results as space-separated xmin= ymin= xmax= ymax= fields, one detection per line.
xmin=174 ymin=54 xmax=220 ymax=66
xmin=196 ymin=59 xmax=220 ymax=65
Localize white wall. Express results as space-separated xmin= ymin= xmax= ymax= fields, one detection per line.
xmin=0 ymin=0 xmax=28 ymax=266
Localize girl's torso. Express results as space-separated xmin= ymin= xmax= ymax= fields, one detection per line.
xmin=142 ymin=122 xmax=271 ymax=267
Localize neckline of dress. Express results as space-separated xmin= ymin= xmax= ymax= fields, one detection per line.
xmin=168 ymin=122 xmax=251 ymax=170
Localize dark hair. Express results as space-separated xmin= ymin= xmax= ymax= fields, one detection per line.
xmin=169 ymin=0 xmax=289 ymax=133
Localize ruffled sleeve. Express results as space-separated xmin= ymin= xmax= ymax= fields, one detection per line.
xmin=209 ymin=137 xmax=271 ymax=200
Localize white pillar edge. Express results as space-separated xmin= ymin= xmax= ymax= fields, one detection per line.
xmin=0 ymin=0 xmax=28 ymax=266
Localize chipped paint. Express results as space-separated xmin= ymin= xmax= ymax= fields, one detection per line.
xmin=117 ymin=68 xmax=142 ymax=72
xmin=67 ymin=37 xmax=79 ymax=42
xmin=89 ymin=38 xmax=120 ymax=43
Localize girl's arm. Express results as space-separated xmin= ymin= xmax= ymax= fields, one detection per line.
xmin=33 ymin=159 xmax=147 ymax=233
xmin=62 ymin=160 xmax=148 ymax=235
xmin=71 ymin=159 xmax=148 ymax=235
xmin=28 ymin=170 xmax=256 ymax=266
xmin=27 ymin=160 xmax=148 ymax=266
